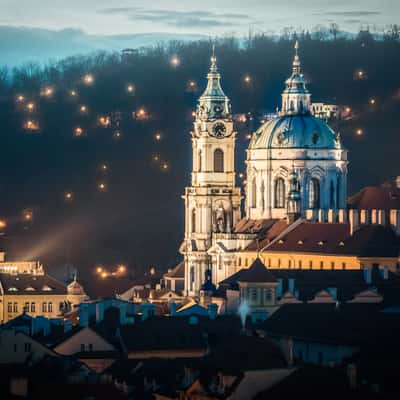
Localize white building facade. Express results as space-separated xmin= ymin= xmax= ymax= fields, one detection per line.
xmin=246 ymin=41 xmax=348 ymax=220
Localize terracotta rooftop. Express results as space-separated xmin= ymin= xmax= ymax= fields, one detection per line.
xmin=348 ymin=183 xmax=400 ymax=210
xmin=264 ymin=221 xmax=399 ymax=257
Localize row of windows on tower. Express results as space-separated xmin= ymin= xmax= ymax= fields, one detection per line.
xmin=198 ymin=149 xmax=224 ymax=173
xmin=7 ymin=301 xmax=60 ymax=313
xmin=251 ymin=176 xmax=341 ymax=209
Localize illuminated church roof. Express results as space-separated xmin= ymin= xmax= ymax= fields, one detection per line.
xmin=248 ymin=41 xmax=342 ymax=151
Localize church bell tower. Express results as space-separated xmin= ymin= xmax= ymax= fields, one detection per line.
xmin=181 ymin=50 xmax=242 ymax=297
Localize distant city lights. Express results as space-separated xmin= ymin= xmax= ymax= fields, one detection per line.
xmin=24 ymin=120 xmax=40 ymax=131
xmin=356 ymin=128 xmax=364 ymax=136
xmin=127 ymin=84 xmax=134 ymax=93
xmin=369 ymin=98 xmax=376 ymax=105
xmin=16 ymin=95 xmax=25 ymax=103
xmin=80 ymin=105 xmax=88 ymax=113
xmin=100 ymin=163 xmax=108 ymax=171
xmin=98 ymin=116 xmax=111 ymax=127
xmin=244 ymin=75 xmax=252 ymax=84
xmin=153 ymin=154 xmax=160 ymax=161
xmin=65 ymin=192 xmax=73 ymax=201
xmin=0 ymin=220 xmax=7 ymax=229
xmin=23 ymin=209 xmax=33 ymax=222
xmin=96 ymin=264 xmax=128 ymax=278
xmin=70 ymin=90 xmax=77 ymax=97
xmin=162 ymin=162 xmax=169 ymax=170
xmin=113 ymin=131 xmax=122 ymax=140
xmin=154 ymin=132 xmax=162 ymax=141
xmin=26 ymin=102 xmax=35 ymax=112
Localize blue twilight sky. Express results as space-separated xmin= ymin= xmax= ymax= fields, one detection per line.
xmin=1 ymin=0 xmax=398 ymax=35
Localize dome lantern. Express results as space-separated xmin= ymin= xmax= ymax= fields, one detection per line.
xmin=280 ymin=40 xmax=311 ymax=116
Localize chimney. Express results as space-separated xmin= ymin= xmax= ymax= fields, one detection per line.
xmin=363 ymin=268 xmax=372 ymax=285
xmin=207 ymin=303 xmax=218 ymax=320
xmin=338 ymin=209 xmax=347 ymax=224
xmin=119 ymin=302 xmax=127 ymax=325
xmin=360 ymin=209 xmax=370 ymax=225
xmin=390 ymin=210 xmax=400 ymax=235
xmin=288 ymin=278 xmax=295 ymax=294
xmin=276 ymin=278 xmax=283 ymax=299
xmin=96 ymin=302 xmax=104 ymax=323
xmin=379 ymin=266 xmax=389 ymax=280
xmin=349 ymin=209 xmax=360 ymax=235
xmin=64 ymin=319 xmax=72 ymax=333
xmin=327 ymin=287 xmax=337 ymax=301
xmin=78 ymin=303 xmax=89 ymax=327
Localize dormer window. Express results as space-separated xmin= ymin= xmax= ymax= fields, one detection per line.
xmin=8 ymin=287 xmax=18 ymax=292
xmin=25 ymin=286 xmax=35 ymax=291
xmin=278 ymin=239 xmax=285 ymax=244
xmin=42 ymin=285 xmax=53 ymax=291
xmin=297 ymin=240 xmax=304 ymax=245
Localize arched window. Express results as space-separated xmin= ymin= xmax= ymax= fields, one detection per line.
xmin=251 ymin=178 xmax=257 ymax=208
xmin=213 ymin=149 xmax=224 ymax=172
xmin=198 ymin=150 xmax=202 ymax=172
xmin=330 ymin=181 xmax=335 ymax=209
xmin=309 ymin=178 xmax=320 ymax=209
xmin=190 ymin=266 xmax=195 ymax=291
xmin=274 ymin=178 xmax=286 ymax=208
xmin=191 ymin=209 xmax=196 ymax=233
xmin=290 ymin=100 xmax=294 ymax=111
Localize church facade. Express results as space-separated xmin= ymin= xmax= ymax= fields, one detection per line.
xmin=180 ymin=42 xmax=399 ymax=299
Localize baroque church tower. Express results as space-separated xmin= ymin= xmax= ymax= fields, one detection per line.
xmin=181 ymin=51 xmax=242 ymax=297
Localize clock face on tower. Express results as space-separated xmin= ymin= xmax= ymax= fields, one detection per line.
xmin=211 ymin=122 xmax=227 ymax=138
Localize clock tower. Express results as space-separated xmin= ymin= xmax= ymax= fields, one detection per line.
xmin=181 ymin=51 xmax=242 ymax=297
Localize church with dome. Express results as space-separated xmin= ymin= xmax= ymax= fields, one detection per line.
xmin=173 ymin=42 xmax=400 ymax=305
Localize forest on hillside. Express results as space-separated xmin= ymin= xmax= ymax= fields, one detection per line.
xmin=0 ymin=27 xmax=399 ymax=281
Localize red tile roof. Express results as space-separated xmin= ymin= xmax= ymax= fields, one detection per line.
xmin=348 ymin=184 xmax=400 ymax=210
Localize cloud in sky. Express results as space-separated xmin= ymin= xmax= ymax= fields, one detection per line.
xmin=99 ymin=7 xmax=255 ymax=28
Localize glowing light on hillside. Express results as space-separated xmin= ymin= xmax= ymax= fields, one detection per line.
xmin=65 ymin=192 xmax=73 ymax=201
xmin=162 ymin=162 xmax=169 ymax=170
xmin=24 ymin=120 xmax=40 ymax=131
xmin=70 ymin=90 xmax=77 ymax=97
xmin=100 ymin=271 xmax=108 ymax=279
xmin=369 ymin=98 xmax=376 ymax=105
xmin=243 ymin=75 xmax=252 ymax=84
xmin=83 ymin=74 xmax=94 ymax=85
xmin=16 ymin=95 xmax=25 ymax=103
xmin=74 ymin=127 xmax=84 ymax=137
xmin=80 ymin=105 xmax=88 ymax=113
xmin=238 ymin=173 xmax=244 ymax=179
xmin=96 ymin=266 xmax=103 ymax=274
xmin=0 ymin=220 xmax=7 ymax=229
xmin=153 ymin=154 xmax=160 ymax=161
xmin=98 ymin=116 xmax=111 ymax=127
xmin=191 ymin=111 xmax=196 ymax=117
xmin=118 ymin=264 xmax=126 ymax=273
xmin=238 ymin=115 xmax=247 ymax=123
xmin=23 ymin=210 xmax=33 ymax=222
xmin=246 ymin=133 xmax=252 ymax=140
xmin=154 ymin=132 xmax=162 ymax=141
xmin=26 ymin=102 xmax=35 ymax=112
xmin=356 ymin=128 xmax=364 ymax=136
xmin=113 ymin=131 xmax=122 ymax=140
xmin=98 ymin=182 xmax=107 ymax=191
xmin=127 ymin=84 xmax=134 ymax=93
xmin=41 ymin=86 xmax=54 ymax=97
xmin=345 ymin=107 xmax=351 ymax=113
xmin=170 ymin=55 xmax=180 ymax=67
